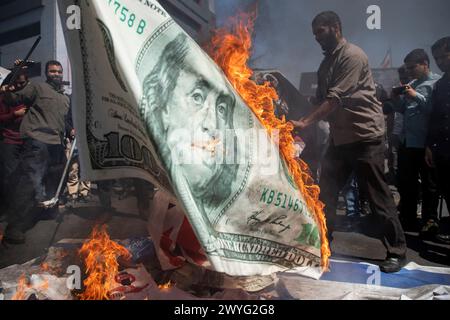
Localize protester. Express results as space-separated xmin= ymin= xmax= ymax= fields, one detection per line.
xmin=0 ymin=70 xmax=28 ymax=220
xmin=391 ymin=49 xmax=440 ymax=236
xmin=384 ymin=65 xmax=411 ymax=187
xmin=426 ymin=36 xmax=450 ymax=244
xmin=0 ymin=60 xmax=69 ymax=244
xmin=291 ymin=11 xmax=407 ymax=272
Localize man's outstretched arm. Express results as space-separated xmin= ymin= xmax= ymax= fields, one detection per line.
xmin=291 ymin=98 xmax=339 ymax=130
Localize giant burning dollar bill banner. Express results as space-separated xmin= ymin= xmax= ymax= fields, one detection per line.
xmin=60 ymin=0 xmax=325 ymax=277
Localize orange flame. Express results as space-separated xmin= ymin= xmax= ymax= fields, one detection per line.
xmin=78 ymin=225 xmax=131 ymax=300
xmin=11 ymin=274 xmax=49 ymax=300
xmin=158 ymin=280 xmax=173 ymax=290
xmin=207 ymin=12 xmax=330 ymax=269
xmin=11 ymin=274 xmax=28 ymax=300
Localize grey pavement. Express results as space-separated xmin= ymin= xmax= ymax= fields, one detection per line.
xmin=0 ymin=185 xmax=449 ymax=270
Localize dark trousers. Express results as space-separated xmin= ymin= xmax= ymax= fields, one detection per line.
xmin=397 ymin=145 xmax=439 ymax=223
xmin=387 ymin=135 xmax=400 ymax=186
xmin=320 ymin=138 xmax=407 ymax=257
xmin=6 ymin=139 xmax=64 ymax=230
xmin=0 ymin=142 xmax=23 ymax=214
xmin=97 ymin=180 xmax=114 ymax=209
xmin=21 ymin=139 xmax=64 ymax=202
xmin=435 ymin=155 xmax=450 ymax=231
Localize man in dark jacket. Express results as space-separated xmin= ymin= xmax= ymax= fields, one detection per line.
xmin=0 ymin=60 xmax=69 ymax=244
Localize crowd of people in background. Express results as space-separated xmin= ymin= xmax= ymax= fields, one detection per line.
xmin=290 ymin=11 xmax=450 ymax=272
xmin=332 ymin=40 xmax=450 ymax=247
xmin=0 ymin=11 xmax=449 ymax=274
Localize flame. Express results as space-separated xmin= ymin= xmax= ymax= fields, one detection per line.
xmin=11 ymin=274 xmax=28 ymax=300
xmin=78 ymin=225 xmax=131 ymax=300
xmin=158 ymin=280 xmax=173 ymax=290
xmin=207 ymin=12 xmax=330 ymax=269
xmin=11 ymin=274 xmax=49 ymax=300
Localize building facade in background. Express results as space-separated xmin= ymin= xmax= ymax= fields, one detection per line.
xmin=0 ymin=0 xmax=59 ymax=80
xmin=0 ymin=0 xmax=216 ymax=87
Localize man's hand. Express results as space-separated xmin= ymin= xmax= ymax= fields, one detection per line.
xmin=14 ymin=107 xmax=27 ymax=117
xmin=0 ymin=85 xmax=14 ymax=93
xmin=404 ymin=85 xmax=417 ymax=98
xmin=425 ymin=147 xmax=435 ymax=168
xmin=290 ymin=98 xmax=338 ymax=131
xmin=290 ymin=118 xmax=308 ymax=130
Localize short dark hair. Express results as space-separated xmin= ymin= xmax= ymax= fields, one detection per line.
xmin=45 ymin=60 xmax=63 ymax=73
xmin=432 ymin=36 xmax=450 ymax=53
xmin=404 ymin=49 xmax=430 ymax=66
xmin=312 ymin=11 xmax=342 ymax=33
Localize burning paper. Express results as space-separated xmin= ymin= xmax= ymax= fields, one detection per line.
xmin=78 ymin=225 xmax=132 ymax=300
xmin=60 ymin=0 xmax=329 ymax=276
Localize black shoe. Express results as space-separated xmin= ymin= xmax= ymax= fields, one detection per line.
xmin=435 ymin=233 xmax=450 ymax=244
xmin=379 ymin=255 xmax=406 ymax=273
xmin=3 ymin=227 xmax=25 ymax=244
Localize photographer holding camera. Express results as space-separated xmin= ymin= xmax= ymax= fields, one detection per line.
xmin=391 ymin=49 xmax=441 ymax=237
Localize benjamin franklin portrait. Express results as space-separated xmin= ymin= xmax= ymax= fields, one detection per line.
xmin=140 ymin=32 xmax=239 ymax=225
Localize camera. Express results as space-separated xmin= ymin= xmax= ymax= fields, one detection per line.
xmin=392 ymin=85 xmax=409 ymax=95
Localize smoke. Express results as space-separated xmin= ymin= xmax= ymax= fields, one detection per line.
xmin=215 ymin=0 xmax=450 ymax=85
